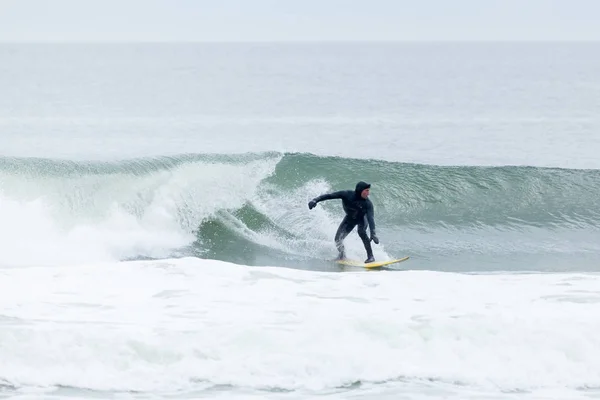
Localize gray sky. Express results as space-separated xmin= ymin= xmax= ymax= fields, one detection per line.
xmin=1 ymin=0 xmax=599 ymax=42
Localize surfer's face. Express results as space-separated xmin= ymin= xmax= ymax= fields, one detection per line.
xmin=361 ymin=188 xmax=370 ymax=199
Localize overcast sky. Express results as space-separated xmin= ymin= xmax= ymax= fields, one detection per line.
xmin=1 ymin=0 xmax=599 ymax=42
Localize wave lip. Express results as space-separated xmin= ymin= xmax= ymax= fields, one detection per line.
xmin=0 ymin=153 xmax=282 ymax=266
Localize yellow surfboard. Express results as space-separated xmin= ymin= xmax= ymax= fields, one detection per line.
xmin=335 ymin=256 xmax=410 ymax=269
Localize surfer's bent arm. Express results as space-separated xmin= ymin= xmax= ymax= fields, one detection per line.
xmin=367 ymin=202 xmax=379 ymax=244
xmin=366 ymin=201 xmax=377 ymax=238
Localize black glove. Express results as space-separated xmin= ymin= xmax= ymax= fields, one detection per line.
xmin=370 ymin=233 xmax=379 ymax=244
xmin=308 ymin=200 xmax=317 ymax=210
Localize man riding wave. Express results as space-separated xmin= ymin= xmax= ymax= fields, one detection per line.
xmin=308 ymin=181 xmax=379 ymax=263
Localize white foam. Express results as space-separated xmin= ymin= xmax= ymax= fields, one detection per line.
xmin=0 ymin=156 xmax=280 ymax=267
xmin=1 ymin=257 xmax=599 ymax=398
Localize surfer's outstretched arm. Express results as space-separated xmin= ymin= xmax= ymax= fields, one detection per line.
xmin=314 ymin=191 xmax=346 ymax=202
xmin=308 ymin=190 xmax=348 ymax=209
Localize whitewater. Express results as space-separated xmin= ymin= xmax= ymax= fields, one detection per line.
xmin=1 ymin=42 xmax=600 ymax=399
xmin=3 ymin=259 xmax=600 ymax=399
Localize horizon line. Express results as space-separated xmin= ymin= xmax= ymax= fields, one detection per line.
xmin=1 ymin=39 xmax=599 ymax=44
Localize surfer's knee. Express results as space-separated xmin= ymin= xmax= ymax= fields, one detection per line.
xmin=357 ymin=226 xmax=368 ymax=239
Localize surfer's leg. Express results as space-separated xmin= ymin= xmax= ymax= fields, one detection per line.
xmin=334 ymin=216 xmax=356 ymax=259
xmin=357 ymin=216 xmax=374 ymax=263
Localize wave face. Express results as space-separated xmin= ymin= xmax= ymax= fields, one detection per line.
xmin=268 ymin=153 xmax=600 ymax=229
xmin=1 ymin=152 xmax=600 ymax=270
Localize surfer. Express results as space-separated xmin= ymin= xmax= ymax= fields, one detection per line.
xmin=308 ymin=181 xmax=379 ymax=263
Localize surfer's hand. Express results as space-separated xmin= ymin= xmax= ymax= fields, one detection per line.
xmin=308 ymin=200 xmax=317 ymax=210
xmin=371 ymin=234 xmax=379 ymax=244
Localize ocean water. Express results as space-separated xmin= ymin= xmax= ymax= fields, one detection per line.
xmin=1 ymin=42 xmax=600 ymax=399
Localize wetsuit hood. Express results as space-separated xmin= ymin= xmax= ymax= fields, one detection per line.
xmin=355 ymin=181 xmax=371 ymax=196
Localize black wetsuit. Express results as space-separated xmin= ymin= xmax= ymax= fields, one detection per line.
xmin=309 ymin=181 xmax=377 ymax=260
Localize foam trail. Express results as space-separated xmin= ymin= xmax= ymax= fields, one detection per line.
xmin=1 ymin=258 xmax=600 ymax=398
